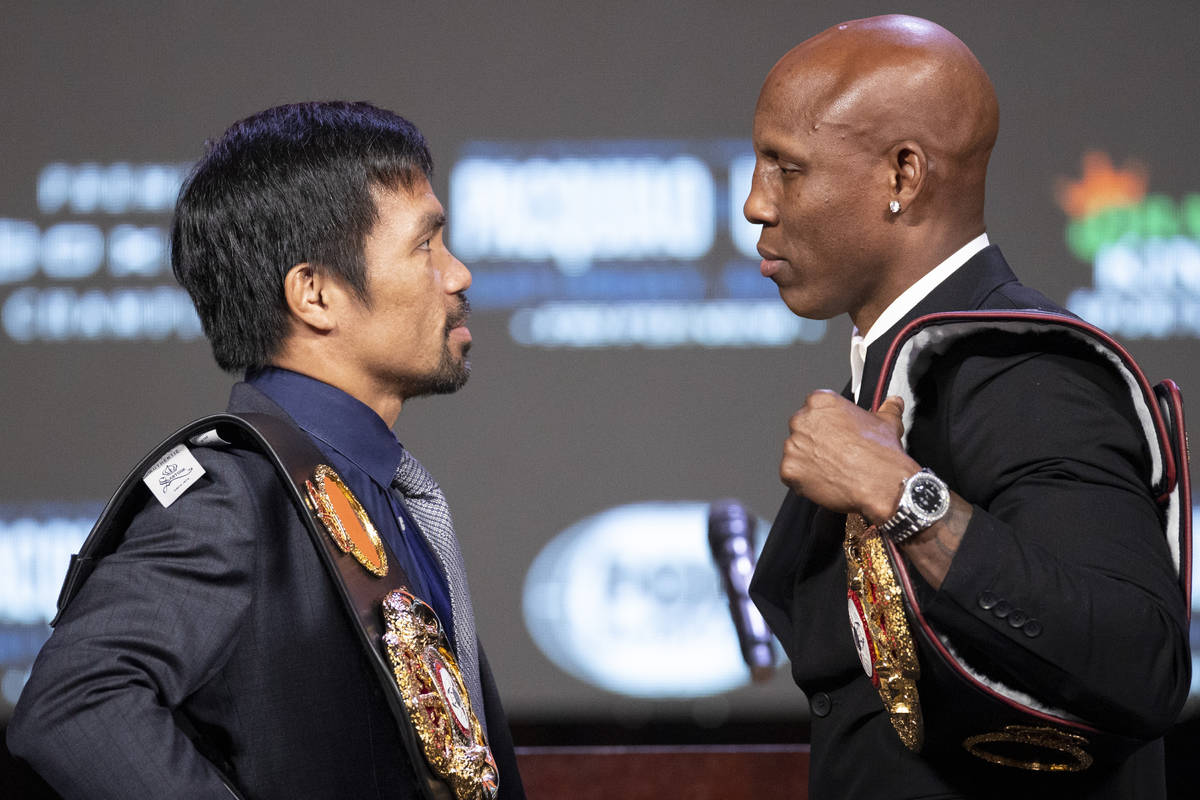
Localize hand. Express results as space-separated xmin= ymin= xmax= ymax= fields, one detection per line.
xmin=779 ymin=391 xmax=919 ymax=523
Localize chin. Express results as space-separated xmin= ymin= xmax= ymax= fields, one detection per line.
xmin=412 ymin=360 xmax=471 ymax=398
xmin=779 ymin=291 xmax=840 ymax=322
xmin=778 ymin=295 xmax=818 ymax=320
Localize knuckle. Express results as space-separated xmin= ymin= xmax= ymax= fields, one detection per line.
xmin=807 ymin=389 xmax=838 ymax=407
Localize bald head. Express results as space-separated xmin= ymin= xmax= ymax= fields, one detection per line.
xmin=761 ymin=14 xmax=998 ymax=223
xmin=744 ymin=16 xmax=1001 ymax=331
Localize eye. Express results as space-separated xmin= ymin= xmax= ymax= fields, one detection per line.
xmin=417 ymin=237 xmax=432 ymax=251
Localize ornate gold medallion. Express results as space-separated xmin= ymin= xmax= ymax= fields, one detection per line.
xmin=381 ymin=588 xmax=499 ymax=800
xmin=305 ymin=464 xmax=388 ymax=577
xmin=963 ymin=725 xmax=1093 ymax=772
xmin=844 ymin=513 xmax=923 ymax=751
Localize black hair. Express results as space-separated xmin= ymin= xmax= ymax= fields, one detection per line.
xmin=171 ymin=101 xmax=433 ymax=371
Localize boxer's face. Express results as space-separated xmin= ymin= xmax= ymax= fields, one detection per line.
xmin=338 ymin=178 xmax=473 ymax=403
xmin=744 ymin=68 xmax=896 ymax=325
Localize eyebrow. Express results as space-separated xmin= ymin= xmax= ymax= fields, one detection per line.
xmin=415 ymin=210 xmax=447 ymax=240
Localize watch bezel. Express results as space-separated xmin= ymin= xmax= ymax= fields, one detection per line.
xmin=905 ymin=470 xmax=950 ymax=528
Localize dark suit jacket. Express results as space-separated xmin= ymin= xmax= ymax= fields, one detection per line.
xmin=750 ymin=246 xmax=1191 ymax=799
xmin=7 ymin=383 xmax=525 ymax=800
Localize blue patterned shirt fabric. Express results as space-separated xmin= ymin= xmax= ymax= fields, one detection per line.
xmin=247 ymin=366 xmax=456 ymax=646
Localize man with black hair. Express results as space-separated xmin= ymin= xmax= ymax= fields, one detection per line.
xmin=8 ymin=101 xmax=524 ymax=800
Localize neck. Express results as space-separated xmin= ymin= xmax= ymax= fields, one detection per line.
xmin=851 ymin=223 xmax=987 ymax=335
xmin=270 ymin=348 xmax=403 ymax=428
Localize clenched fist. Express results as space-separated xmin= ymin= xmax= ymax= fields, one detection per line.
xmin=780 ymin=391 xmax=920 ymax=524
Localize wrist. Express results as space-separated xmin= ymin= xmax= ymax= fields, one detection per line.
xmin=863 ymin=457 xmax=922 ymax=524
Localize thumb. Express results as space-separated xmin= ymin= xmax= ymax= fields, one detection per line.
xmin=875 ymin=394 xmax=906 ymax=437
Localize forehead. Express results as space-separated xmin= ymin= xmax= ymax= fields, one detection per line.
xmin=370 ymin=177 xmax=443 ymax=234
xmin=753 ymin=88 xmax=835 ymax=160
xmin=752 ymin=61 xmax=875 ymax=159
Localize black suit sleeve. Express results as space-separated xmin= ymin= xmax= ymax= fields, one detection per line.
xmin=6 ymin=447 xmax=257 ymax=799
xmin=909 ymin=346 xmax=1191 ymax=737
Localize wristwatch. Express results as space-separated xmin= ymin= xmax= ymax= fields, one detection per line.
xmin=877 ymin=468 xmax=950 ymax=544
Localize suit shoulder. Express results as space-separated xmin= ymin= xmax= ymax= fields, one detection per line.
xmin=921 ymin=323 xmax=1128 ymax=397
xmin=913 ymin=328 xmax=1153 ymax=496
xmin=111 ymin=438 xmax=293 ymax=556
xmin=981 ymin=279 xmax=1068 ymax=315
xmin=159 ymin=438 xmax=282 ymax=499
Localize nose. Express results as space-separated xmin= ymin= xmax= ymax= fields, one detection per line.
xmin=743 ymin=163 xmax=777 ymax=227
xmin=443 ymin=248 xmax=472 ymax=293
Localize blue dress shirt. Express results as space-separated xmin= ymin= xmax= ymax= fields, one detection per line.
xmin=247 ymin=367 xmax=456 ymax=646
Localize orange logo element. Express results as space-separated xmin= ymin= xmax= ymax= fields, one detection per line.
xmin=1055 ymin=151 xmax=1149 ymax=219
xmin=306 ymin=464 xmax=389 ymax=577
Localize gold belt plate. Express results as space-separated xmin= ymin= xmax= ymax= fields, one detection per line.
xmin=844 ymin=513 xmax=923 ymax=751
xmin=381 ymin=588 xmax=499 ymax=800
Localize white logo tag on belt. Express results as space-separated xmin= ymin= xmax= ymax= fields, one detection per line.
xmin=143 ymin=444 xmax=206 ymax=507
xmin=847 ymin=594 xmax=874 ymax=679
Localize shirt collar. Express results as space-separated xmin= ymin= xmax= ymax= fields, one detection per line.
xmin=246 ymin=366 xmax=406 ymax=489
xmin=850 ymin=232 xmax=990 ymax=402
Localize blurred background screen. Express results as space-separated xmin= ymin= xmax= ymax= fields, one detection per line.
xmin=2 ymin=0 xmax=1199 ymax=741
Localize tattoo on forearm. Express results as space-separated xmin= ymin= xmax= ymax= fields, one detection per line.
xmin=934 ymin=532 xmax=958 ymax=560
xmin=934 ymin=501 xmax=970 ymax=559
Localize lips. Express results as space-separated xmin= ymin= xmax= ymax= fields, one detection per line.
xmin=445 ymin=295 xmax=472 ymax=345
xmin=757 ymin=246 xmax=788 ymax=279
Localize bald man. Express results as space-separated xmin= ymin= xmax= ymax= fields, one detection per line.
xmin=746 ymin=15 xmax=1189 ymax=799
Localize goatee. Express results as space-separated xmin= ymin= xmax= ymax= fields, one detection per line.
xmin=407 ymin=294 xmax=471 ymax=398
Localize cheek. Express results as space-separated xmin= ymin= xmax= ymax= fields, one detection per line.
xmin=422 ymin=304 xmax=447 ymax=340
xmin=778 ymin=188 xmax=836 ymax=233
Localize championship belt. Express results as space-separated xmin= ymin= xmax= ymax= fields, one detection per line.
xmin=846 ymin=310 xmax=1191 ymax=771
xmin=304 ymin=460 xmax=499 ymax=800
xmin=55 ymin=411 xmax=500 ymax=800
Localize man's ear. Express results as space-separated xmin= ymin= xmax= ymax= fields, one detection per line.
xmin=888 ymin=140 xmax=927 ymax=211
xmin=282 ymin=262 xmax=339 ymax=333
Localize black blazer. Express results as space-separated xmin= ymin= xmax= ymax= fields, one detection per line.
xmin=7 ymin=382 xmax=525 ymax=800
xmin=750 ymin=247 xmax=1190 ymax=799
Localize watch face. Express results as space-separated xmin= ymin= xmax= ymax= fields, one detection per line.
xmin=910 ymin=475 xmax=946 ymax=516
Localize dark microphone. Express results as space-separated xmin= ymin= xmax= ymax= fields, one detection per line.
xmin=708 ymin=499 xmax=776 ymax=682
